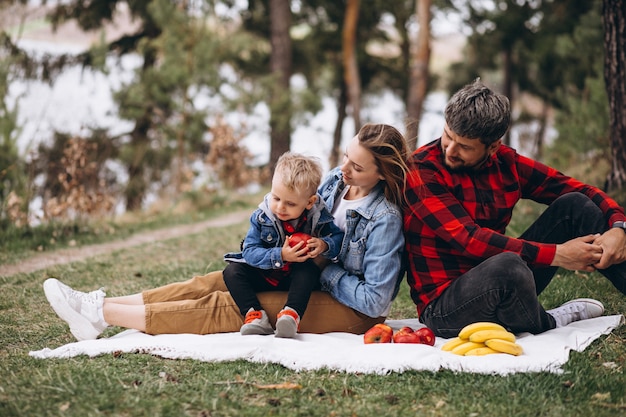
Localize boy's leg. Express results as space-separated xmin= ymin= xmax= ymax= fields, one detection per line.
xmin=419 ymin=252 xmax=555 ymax=338
xmin=223 ymin=263 xmax=272 ymax=316
xmin=282 ymin=260 xmax=321 ymax=317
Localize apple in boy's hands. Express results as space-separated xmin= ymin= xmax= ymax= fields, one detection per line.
xmin=288 ymin=232 xmax=312 ymax=251
xmin=392 ymin=326 xmax=422 ymax=344
xmin=363 ymin=323 xmax=393 ymax=344
xmin=414 ymin=326 xmax=436 ymax=346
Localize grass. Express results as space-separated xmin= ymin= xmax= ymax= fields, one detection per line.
xmin=0 ymin=189 xmax=263 ymax=266
xmin=0 ymin=200 xmax=625 ymax=416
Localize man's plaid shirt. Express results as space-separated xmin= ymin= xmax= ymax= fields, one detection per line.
xmin=403 ymin=139 xmax=625 ymax=315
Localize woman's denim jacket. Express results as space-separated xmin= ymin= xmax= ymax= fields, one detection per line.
xmin=224 ymin=193 xmax=343 ymax=270
xmin=317 ymin=167 xmax=405 ymax=318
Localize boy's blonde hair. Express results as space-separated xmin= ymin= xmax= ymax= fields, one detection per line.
xmin=274 ymin=152 xmax=323 ymax=197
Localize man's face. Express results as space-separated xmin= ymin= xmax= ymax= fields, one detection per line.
xmin=440 ymin=124 xmax=500 ymax=171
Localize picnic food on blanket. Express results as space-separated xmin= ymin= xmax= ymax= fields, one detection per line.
xmin=442 ymin=322 xmax=524 ymax=356
xmin=392 ymin=326 xmax=422 ymax=344
xmin=364 ymin=325 xmax=437 ymax=345
xmin=457 ymin=321 xmax=507 ymax=339
xmin=363 ymin=323 xmax=393 ymax=343
xmin=414 ymin=326 xmax=436 ymax=346
xmin=288 ymin=232 xmax=313 ymax=251
xmin=485 ymin=338 xmax=524 ymax=356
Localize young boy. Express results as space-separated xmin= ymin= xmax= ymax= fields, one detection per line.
xmin=223 ymin=152 xmax=343 ymax=338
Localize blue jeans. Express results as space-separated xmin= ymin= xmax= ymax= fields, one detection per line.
xmin=420 ymin=193 xmax=626 ymax=337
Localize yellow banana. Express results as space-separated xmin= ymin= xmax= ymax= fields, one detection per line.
xmin=441 ymin=337 xmax=466 ymax=352
xmin=469 ymin=329 xmax=516 ymax=343
xmin=464 ymin=346 xmax=500 ymax=356
xmin=451 ymin=341 xmax=485 ymax=355
xmin=485 ymin=339 xmax=524 ymax=356
xmin=458 ymin=322 xmax=507 ymax=340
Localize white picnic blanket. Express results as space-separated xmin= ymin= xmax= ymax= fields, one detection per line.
xmin=30 ymin=315 xmax=623 ymax=375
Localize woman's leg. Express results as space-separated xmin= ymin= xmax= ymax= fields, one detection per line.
xmin=257 ymin=291 xmax=385 ymax=334
xmin=102 ymin=270 xmax=231 ymax=332
xmin=103 ymin=303 xmax=146 ymax=331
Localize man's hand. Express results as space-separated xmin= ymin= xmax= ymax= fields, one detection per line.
xmin=593 ymin=227 xmax=626 ymax=269
xmin=552 ymin=234 xmax=603 ymax=272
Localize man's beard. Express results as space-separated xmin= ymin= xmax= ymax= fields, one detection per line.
xmin=444 ymin=151 xmax=491 ymax=172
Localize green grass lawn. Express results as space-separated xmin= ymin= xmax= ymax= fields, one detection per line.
xmin=1 ymin=201 xmax=625 ymax=416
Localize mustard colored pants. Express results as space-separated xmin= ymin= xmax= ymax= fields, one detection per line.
xmin=142 ymin=271 xmax=384 ymax=335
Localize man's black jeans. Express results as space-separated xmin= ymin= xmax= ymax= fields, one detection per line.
xmin=420 ymin=193 xmax=625 ymax=338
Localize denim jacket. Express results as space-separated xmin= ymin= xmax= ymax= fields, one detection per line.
xmin=224 ymin=193 xmax=343 ymax=270
xmin=317 ymin=167 xmax=405 ymax=318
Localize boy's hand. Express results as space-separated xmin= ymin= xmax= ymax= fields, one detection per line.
xmin=281 ymin=238 xmax=310 ymax=263
xmin=305 ymin=237 xmax=328 ymax=258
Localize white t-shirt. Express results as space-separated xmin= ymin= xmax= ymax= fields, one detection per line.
xmin=331 ymin=186 xmax=367 ymax=232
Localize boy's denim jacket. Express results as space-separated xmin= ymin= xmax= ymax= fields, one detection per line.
xmin=317 ymin=167 xmax=405 ymax=318
xmin=224 ymin=193 xmax=343 ymax=270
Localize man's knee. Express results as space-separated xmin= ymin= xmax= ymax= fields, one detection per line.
xmin=484 ymin=253 xmax=533 ymax=287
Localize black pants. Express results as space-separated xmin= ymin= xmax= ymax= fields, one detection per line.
xmin=420 ymin=193 xmax=626 ymax=338
xmin=223 ymin=261 xmax=321 ymax=318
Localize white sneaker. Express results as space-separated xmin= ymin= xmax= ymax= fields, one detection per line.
xmin=275 ymin=306 xmax=300 ymax=338
xmin=547 ymin=298 xmax=605 ymax=328
xmin=240 ymin=308 xmax=274 ymax=335
xmin=43 ymin=278 xmax=109 ymax=341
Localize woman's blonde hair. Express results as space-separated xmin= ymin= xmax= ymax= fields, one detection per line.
xmin=357 ymin=123 xmax=410 ymax=208
xmin=274 ymin=152 xmax=323 ymax=197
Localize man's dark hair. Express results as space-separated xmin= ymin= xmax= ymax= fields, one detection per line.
xmin=444 ymin=79 xmax=511 ymax=146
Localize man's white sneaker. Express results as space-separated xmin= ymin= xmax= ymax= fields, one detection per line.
xmin=43 ymin=278 xmax=109 ymax=341
xmin=547 ymin=298 xmax=604 ymax=328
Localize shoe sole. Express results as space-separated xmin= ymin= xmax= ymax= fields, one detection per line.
xmin=275 ymin=318 xmax=297 ymax=338
xmin=43 ymin=279 xmax=100 ymax=341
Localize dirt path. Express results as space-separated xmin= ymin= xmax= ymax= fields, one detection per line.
xmin=0 ymin=209 xmax=250 ymax=276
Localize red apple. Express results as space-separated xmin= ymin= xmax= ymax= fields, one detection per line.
xmin=288 ymin=232 xmax=312 ymax=251
xmin=414 ymin=326 xmax=436 ymax=346
xmin=363 ymin=323 xmax=393 ymax=344
xmin=393 ymin=328 xmax=422 ymax=344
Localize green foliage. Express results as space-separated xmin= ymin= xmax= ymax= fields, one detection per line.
xmin=0 ymin=30 xmax=28 ymax=226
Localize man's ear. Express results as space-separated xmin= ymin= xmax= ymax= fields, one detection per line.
xmin=488 ymin=139 xmax=502 ymax=156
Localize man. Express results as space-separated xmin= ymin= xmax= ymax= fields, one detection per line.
xmin=404 ymin=79 xmax=626 ymax=338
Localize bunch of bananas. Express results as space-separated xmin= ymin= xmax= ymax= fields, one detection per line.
xmin=441 ymin=322 xmax=523 ymax=356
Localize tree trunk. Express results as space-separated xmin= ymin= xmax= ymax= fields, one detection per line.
xmin=502 ymin=47 xmax=513 ymax=146
xmin=330 ymin=82 xmax=348 ymax=169
xmin=406 ymin=0 xmax=431 ymax=151
xmin=343 ymin=0 xmax=361 ymax=134
xmin=603 ymin=0 xmax=626 ymax=191
xmin=268 ymin=0 xmax=292 ymax=173
xmin=125 ymin=48 xmax=157 ymax=211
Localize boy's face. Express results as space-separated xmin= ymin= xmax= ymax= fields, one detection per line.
xmin=269 ymin=176 xmax=316 ymax=222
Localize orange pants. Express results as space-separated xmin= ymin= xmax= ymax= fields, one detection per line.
xmin=142 ymin=271 xmax=384 ymax=335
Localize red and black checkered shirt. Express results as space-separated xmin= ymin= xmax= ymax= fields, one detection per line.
xmin=404 ymin=139 xmax=626 ymax=315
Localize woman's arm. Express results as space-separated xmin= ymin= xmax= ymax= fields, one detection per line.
xmin=320 ymin=211 xmax=404 ymax=317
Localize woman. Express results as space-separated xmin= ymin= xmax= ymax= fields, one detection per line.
xmin=43 ymin=123 xmax=410 ymax=339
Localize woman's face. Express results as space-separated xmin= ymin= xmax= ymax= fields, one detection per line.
xmin=340 ymin=135 xmax=384 ymax=189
